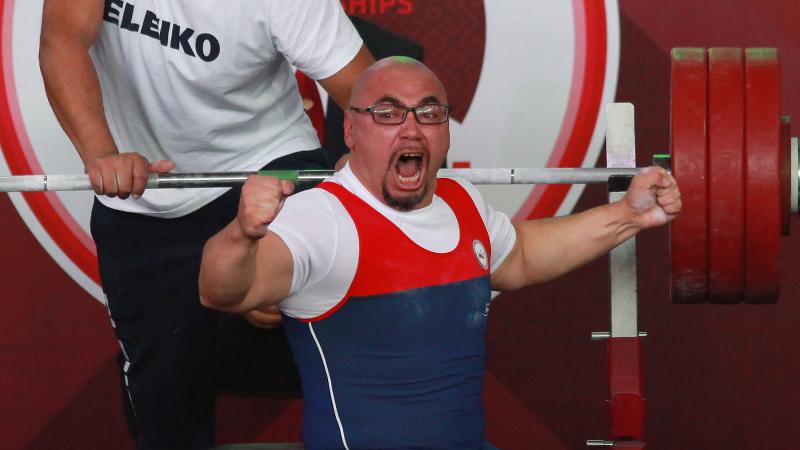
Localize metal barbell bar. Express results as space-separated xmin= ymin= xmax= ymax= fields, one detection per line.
xmin=0 ymin=167 xmax=648 ymax=192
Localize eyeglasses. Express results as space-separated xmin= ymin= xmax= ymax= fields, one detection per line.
xmin=349 ymin=103 xmax=451 ymax=125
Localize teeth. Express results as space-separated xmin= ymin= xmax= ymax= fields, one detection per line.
xmin=398 ymin=170 xmax=421 ymax=183
xmin=399 ymin=152 xmax=423 ymax=160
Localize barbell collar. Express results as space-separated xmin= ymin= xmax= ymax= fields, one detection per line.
xmin=591 ymin=331 xmax=648 ymax=341
xmin=585 ymin=440 xmax=614 ymax=447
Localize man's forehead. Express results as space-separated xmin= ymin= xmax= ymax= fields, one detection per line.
xmin=361 ymin=73 xmax=446 ymax=102
xmin=371 ymin=94 xmax=444 ymax=106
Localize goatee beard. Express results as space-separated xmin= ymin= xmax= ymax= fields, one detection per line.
xmin=383 ymin=184 xmax=427 ymax=211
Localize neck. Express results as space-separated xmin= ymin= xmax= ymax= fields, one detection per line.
xmin=347 ymin=162 xmax=435 ymax=212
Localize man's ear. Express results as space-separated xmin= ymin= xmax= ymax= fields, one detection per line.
xmin=343 ymin=111 xmax=355 ymax=152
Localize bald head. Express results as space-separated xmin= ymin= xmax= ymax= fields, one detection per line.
xmin=349 ymin=56 xmax=448 ymax=107
xmin=343 ymin=56 xmax=451 ymax=212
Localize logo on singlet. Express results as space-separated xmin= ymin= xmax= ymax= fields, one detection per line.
xmin=472 ymin=239 xmax=488 ymax=271
xmin=102 ymin=0 xmax=221 ymax=62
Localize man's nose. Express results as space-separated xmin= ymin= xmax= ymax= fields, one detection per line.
xmin=399 ymin=111 xmax=423 ymax=138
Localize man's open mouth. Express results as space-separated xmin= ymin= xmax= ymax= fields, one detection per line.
xmin=395 ymin=152 xmax=425 ymax=186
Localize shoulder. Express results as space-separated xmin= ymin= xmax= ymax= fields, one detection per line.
xmin=277 ymin=185 xmax=343 ymax=224
xmin=266 ymin=0 xmax=362 ymax=78
xmin=438 ymin=177 xmax=488 ymax=217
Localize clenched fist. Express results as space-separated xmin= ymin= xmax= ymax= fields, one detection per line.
xmin=623 ymin=166 xmax=682 ymax=230
xmin=237 ymin=175 xmax=295 ymax=240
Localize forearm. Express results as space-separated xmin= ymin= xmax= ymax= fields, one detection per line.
xmin=199 ymin=220 xmax=261 ymax=312
xmin=532 ymin=203 xmax=639 ymax=282
xmin=503 ymin=201 xmax=639 ymax=287
xmin=39 ymin=26 xmax=117 ymax=164
xmin=492 ymin=167 xmax=681 ymax=291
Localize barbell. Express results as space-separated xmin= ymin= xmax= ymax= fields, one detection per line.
xmin=0 ymin=167 xmax=643 ymax=192
xmin=0 ymin=171 xmax=330 ymax=191
xmin=0 ymin=47 xmax=794 ymax=305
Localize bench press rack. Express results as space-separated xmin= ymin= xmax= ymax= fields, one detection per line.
xmin=586 ymin=103 xmax=650 ymax=449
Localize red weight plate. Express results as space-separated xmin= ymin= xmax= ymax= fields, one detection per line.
xmin=781 ymin=116 xmax=791 ymax=235
xmin=744 ymin=48 xmax=781 ymax=303
xmin=707 ymin=48 xmax=745 ymax=303
xmin=670 ymin=48 xmax=708 ymax=303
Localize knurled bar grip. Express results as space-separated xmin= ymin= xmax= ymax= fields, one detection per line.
xmin=0 ymin=167 xmax=644 ymax=192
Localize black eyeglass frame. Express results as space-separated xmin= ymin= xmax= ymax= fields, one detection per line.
xmin=349 ymin=104 xmax=452 ymax=125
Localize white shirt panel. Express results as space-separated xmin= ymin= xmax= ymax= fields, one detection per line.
xmin=90 ymin=0 xmax=362 ymax=217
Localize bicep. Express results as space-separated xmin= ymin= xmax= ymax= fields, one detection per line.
xmin=489 ymin=219 xmax=558 ymax=291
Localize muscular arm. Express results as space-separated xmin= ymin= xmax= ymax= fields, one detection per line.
xmin=40 ymin=0 xmax=116 ymax=163
xmin=491 ymin=167 xmax=682 ymax=291
xmin=199 ymin=224 xmax=294 ymax=313
xmin=40 ymin=0 xmax=173 ymax=198
xmin=199 ymin=176 xmax=295 ymax=313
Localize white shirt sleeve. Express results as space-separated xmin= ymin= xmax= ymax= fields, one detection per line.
xmin=268 ymin=0 xmax=363 ymax=79
xmin=268 ymin=189 xmax=336 ymax=295
xmin=450 ymin=178 xmax=517 ymax=272
xmin=267 ymin=188 xmax=359 ymax=319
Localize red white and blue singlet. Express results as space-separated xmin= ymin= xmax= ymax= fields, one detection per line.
xmin=270 ymin=166 xmax=515 ymax=449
